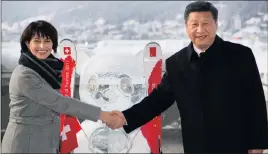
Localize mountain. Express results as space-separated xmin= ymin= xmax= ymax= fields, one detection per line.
xmin=2 ymin=1 xmax=267 ymax=42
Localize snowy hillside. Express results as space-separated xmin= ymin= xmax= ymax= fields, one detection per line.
xmin=2 ymin=1 xmax=267 ymax=43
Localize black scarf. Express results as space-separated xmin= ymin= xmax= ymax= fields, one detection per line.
xmin=18 ymin=50 xmax=64 ymax=89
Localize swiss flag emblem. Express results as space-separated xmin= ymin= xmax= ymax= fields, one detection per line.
xmin=60 ymin=115 xmax=82 ymax=153
xmin=150 ymin=47 xmax=156 ymax=57
xmin=63 ymin=47 xmax=71 ymax=55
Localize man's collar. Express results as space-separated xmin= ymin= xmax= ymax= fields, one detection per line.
xmin=187 ymin=35 xmax=223 ymax=61
xmin=193 ymin=45 xmax=205 ymax=56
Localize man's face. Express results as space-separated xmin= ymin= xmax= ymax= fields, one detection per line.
xmin=185 ymin=11 xmax=218 ymax=50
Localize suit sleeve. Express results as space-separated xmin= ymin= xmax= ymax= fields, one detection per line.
xmin=17 ymin=71 xmax=101 ymax=122
xmin=242 ymin=47 xmax=268 ymax=149
xmin=122 ymin=63 xmax=176 ymax=133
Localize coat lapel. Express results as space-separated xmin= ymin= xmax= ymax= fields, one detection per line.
xmin=175 ymin=35 xmax=225 ymax=104
xmin=178 ymin=43 xmax=200 ymax=90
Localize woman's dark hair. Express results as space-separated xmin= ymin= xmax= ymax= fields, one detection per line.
xmin=184 ymin=1 xmax=218 ymax=22
xmin=20 ymin=20 xmax=58 ymax=53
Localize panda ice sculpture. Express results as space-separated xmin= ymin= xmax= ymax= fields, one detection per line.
xmin=74 ymin=53 xmax=151 ymax=153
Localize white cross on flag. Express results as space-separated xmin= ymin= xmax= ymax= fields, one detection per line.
xmin=61 ymin=125 xmax=71 ymax=141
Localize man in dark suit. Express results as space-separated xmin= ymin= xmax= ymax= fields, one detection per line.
xmin=106 ymin=1 xmax=268 ymax=153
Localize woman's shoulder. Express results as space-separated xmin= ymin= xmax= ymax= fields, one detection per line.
xmin=9 ymin=65 xmax=45 ymax=94
xmin=11 ymin=65 xmax=41 ymax=81
xmin=12 ymin=65 xmax=37 ymax=75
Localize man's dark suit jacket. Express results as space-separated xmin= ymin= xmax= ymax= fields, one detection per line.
xmin=122 ymin=35 xmax=268 ymax=153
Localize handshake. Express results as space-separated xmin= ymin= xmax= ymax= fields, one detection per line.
xmin=99 ymin=111 xmax=127 ymax=129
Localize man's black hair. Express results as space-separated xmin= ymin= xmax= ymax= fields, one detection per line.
xmin=184 ymin=1 xmax=218 ymax=22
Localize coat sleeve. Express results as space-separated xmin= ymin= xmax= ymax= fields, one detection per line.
xmin=17 ymin=70 xmax=101 ymax=122
xmin=122 ymin=63 xmax=176 ymax=133
xmin=242 ymin=47 xmax=268 ymax=149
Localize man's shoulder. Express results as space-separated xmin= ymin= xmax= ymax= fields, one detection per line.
xmin=166 ymin=47 xmax=188 ymax=63
xmin=221 ymin=39 xmax=256 ymax=66
xmin=222 ymin=39 xmax=252 ymax=53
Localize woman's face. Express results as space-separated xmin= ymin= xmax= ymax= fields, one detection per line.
xmin=26 ymin=33 xmax=53 ymax=59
